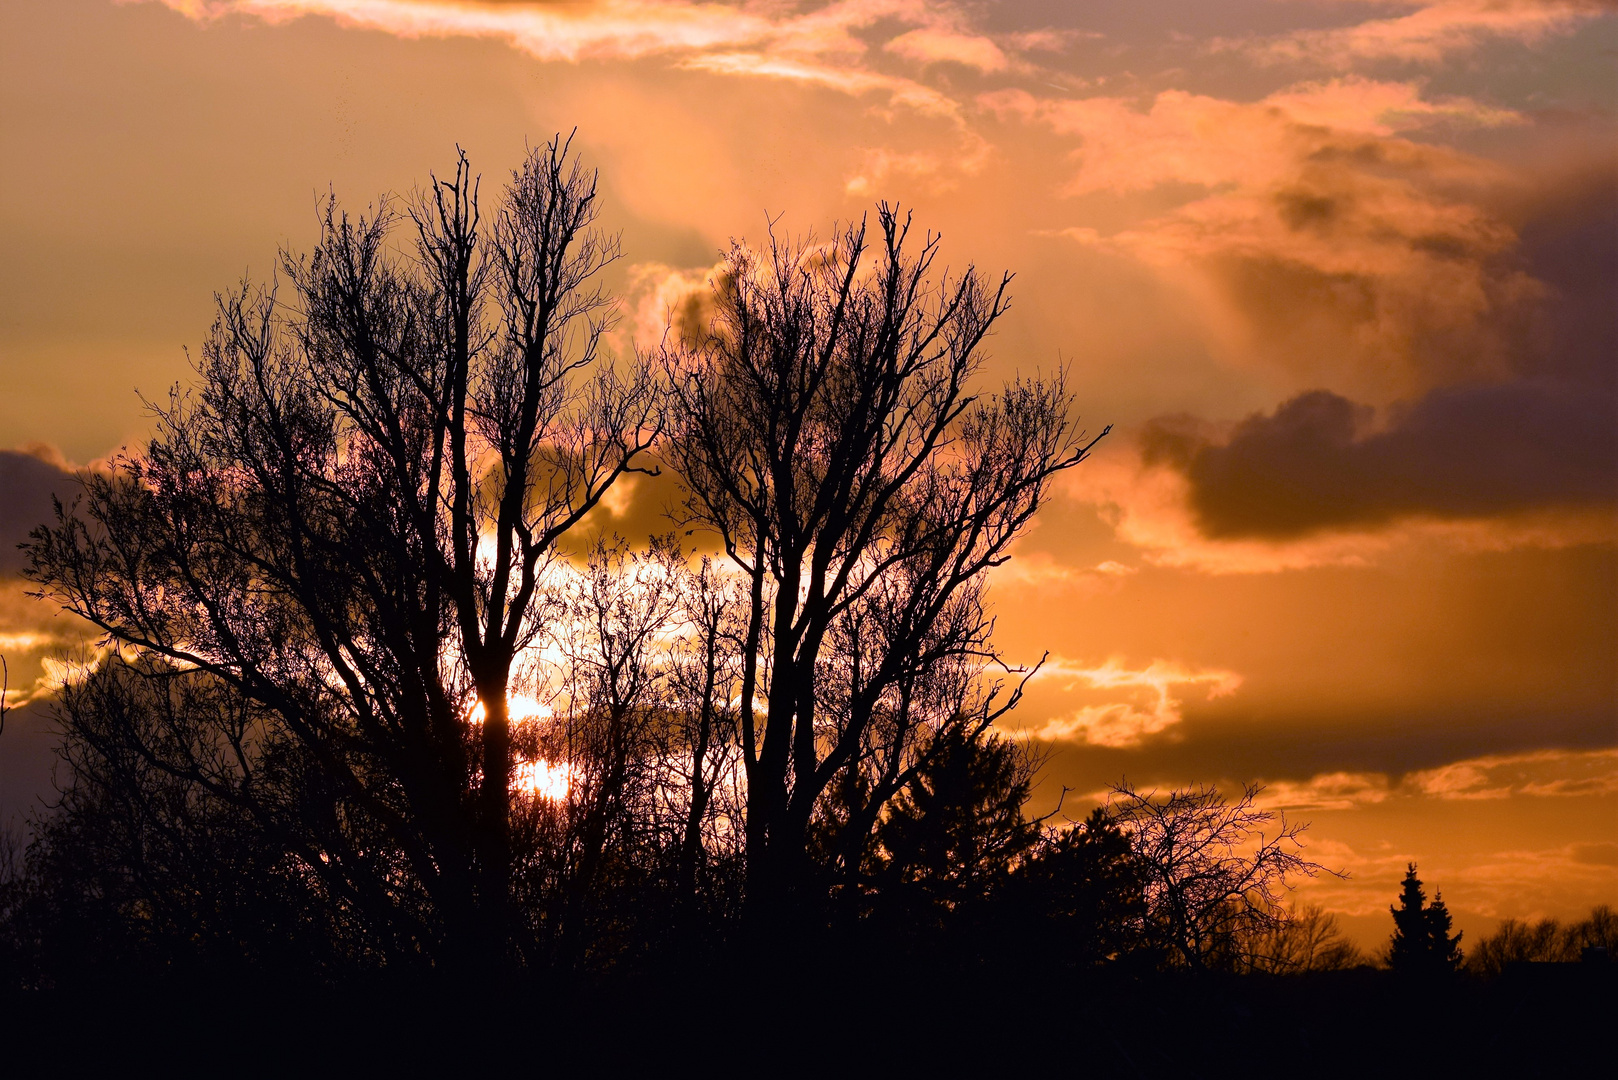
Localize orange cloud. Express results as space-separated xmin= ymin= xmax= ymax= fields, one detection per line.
xmin=625 ymin=261 xmax=720 ymax=351
xmin=1294 ymin=836 xmax=1618 ymax=928
xmin=1 ymin=447 xmax=79 ymax=576
xmin=1047 ymin=156 xmax=1616 ymax=563
xmin=139 ymin=0 xmax=1012 ymax=116
xmin=1235 ymin=0 xmax=1611 ymax=68
xmin=680 ymin=50 xmax=956 ymax=116
xmin=1262 ymin=749 xmax=1618 ymax=811
xmin=1408 ymin=748 xmax=1618 ymax=801
xmin=883 ymin=27 xmax=1007 ymax=72
xmin=1028 ymin=656 xmax=1242 ymax=747
xmin=1142 ymin=385 xmax=1616 ymax=540
xmin=992 ymin=77 xmax=1532 ymax=400
xmin=1262 ymin=771 xmax=1395 ymax=812
xmin=144 ymin=0 xmax=778 ymax=61
xmin=1066 ymin=439 xmax=1618 ymax=574
xmin=990 ymin=78 xmax=1519 ymax=195
xmin=843 ymin=132 xmax=992 ymax=194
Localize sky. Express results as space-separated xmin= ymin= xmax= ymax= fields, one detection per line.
xmin=1 ymin=0 xmax=1614 ymax=951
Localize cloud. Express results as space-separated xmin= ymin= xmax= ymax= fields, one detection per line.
xmin=1508 ymin=165 xmax=1618 ymax=388
xmin=1260 ymin=75 xmax=1524 ymax=133
xmin=1262 ymin=748 xmax=1618 ymax=810
xmin=1068 ymin=448 xmax=1375 ymax=573
xmin=143 ymin=0 xmax=1027 ymax=205
xmin=141 ymin=0 xmax=1009 ymax=116
xmin=883 ymin=27 xmax=1007 ymax=72
xmin=1004 ymin=28 xmax=1102 ymax=54
xmin=1292 ymin=836 xmax=1618 ymax=926
xmin=1029 ymin=656 xmax=1242 ymax=748
xmin=0 ymin=448 xmax=119 ymax=713
xmin=1142 ymin=382 xmax=1617 ymax=540
xmin=0 ymin=446 xmax=75 ymax=576
xmin=992 ymin=77 xmax=1538 ymax=400
xmin=1429 ymin=842 xmax=1618 ymax=920
xmin=986 ymin=553 xmax=1138 ymax=593
xmin=1570 ymin=841 xmax=1618 ymax=866
xmin=1043 ymin=148 xmax=1617 ymax=558
xmin=843 ymin=131 xmax=992 ymax=194
xmin=1066 ymin=436 xmax=1617 ymax=574
xmin=1408 ymin=747 xmax=1618 ymax=800
xmin=1233 ymin=0 xmax=1612 ymax=68
xmin=624 ymin=260 xmax=724 ymax=351
xmin=144 ymin=0 xmax=779 ymax=62
xmin=1263 ymin=770 xmax=1395 ymax=811
xmin=679 ymin=50 xmax=957 ymax=117
xmin=986 ymin=77 xmax=1519 ymax=195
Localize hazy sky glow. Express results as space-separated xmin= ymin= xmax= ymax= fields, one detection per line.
xmin=1 ymin=0 xmax=1614 ymax=949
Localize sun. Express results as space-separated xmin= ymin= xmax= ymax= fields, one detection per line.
xmin=467 ymin=694 xmax=569 ymax=799
xmin=466 ymin=694 xmax=554 ymax=726
xmin=514 ymin=758 xmax=573 ymax=801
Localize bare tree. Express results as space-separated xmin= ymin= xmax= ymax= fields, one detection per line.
xmin=1106 ymin=782 xmax=1333 ymax=971
xmin=18 ymin=152 xmax=1146 ymax=982
xmin=660 ymin=553 xmax=749 ymax=901
xmin=662 ymin=206 xmax=1106 ymax=917
xmin=1245 ymin=903 xmax=1364 ymax=973
xmin=530 ymin=539 xmax=683 ymax=956
xmin=1466 ymin=905 xmax=1617 ymax=975
xmin=27 ymin=137 xmax=658 ymax=970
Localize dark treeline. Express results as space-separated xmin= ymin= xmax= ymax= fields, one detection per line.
xmin=0 ymin=139 xmax=1609 ymax=1069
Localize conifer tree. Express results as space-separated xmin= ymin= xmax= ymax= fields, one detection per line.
xmin=1388 ymin=863 xmax=1463 ymax=974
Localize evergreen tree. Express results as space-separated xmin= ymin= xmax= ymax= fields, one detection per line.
xmin=1008 ymin=807 xmax=1148 ymax=968
xmin=1424 ymin=889 xmax=1463 ymax=969
xmin=874 ymin=728 xmax=1040 ymax=919
xmin=1388 ymin=863 xmax=1463 ymax=974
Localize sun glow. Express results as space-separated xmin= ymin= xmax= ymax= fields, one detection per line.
xmin=467 ymin=694 xmax=554 ymax=726
xmin=514 ymin=758 xmax=574 ymax=801
xmin=467 ymin=694 xmax=570 ymax=799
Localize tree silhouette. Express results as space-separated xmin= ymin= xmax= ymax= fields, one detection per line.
xmin=868 ymin=726 xmax=1039 ymax=928
xmin=1245 ymin=903 xmax=1364 ymax=973
xmin=1387 ymin=862 xmax=1463 ymax=974
xmin=661 ymin=206 xmax=1107 ymax=922
xmin=6 ymin=140 xmax=1215 ymax=993
xmin=1107 ymin=781 xmax=1330 ymax=971
xmin=1007 ymin=806 xmax=1148 ymax=969
xmin=27 ymin=137 xmax=657 ymax=972
xmin=1467 ymin=904 xmax=1617 ymax=975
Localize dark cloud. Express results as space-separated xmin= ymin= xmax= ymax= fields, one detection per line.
xmin=1571 ymin=842 xmax=1618 ymax=867
xmin=1508 ymin=166 xmax=1618 ymax=390
xmin=1143 ymin=166 xmax=1618 ymax=540
xmin=0 ymin=698 xmax=59 ymax=831
xmin=1146 ymin=381 xmax=1617 ymax=538
xmin=1038 ymin=698 xmax=1617 ymax=797
xmin=563 ymin=458 xmax=712 ymax=556
xmin=0 ymin=448 xmax=74 ymax=576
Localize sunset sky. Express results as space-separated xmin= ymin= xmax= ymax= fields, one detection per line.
xmin=1 ymin=0 xmax=1614 ymax=950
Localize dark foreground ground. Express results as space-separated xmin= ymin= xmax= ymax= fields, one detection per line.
xmin=2 ymin=958 xmax=1610 ymax=1075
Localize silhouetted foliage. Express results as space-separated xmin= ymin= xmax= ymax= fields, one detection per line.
xmin=874 ymin=727 xmax=1039 ymax=906
xmin=1107 ymin=781 xmax=1333 ymax=971
xmin=660 ymin=207 xmax=1107 ymax=923
xmin=1388 ymin=863 xmax=1463 ymax=975
xmin=0 ymin=142 xmax=1412 ymax=1009
xmin=1467 ymin=904 xmax=1617 ymax=976
xmin=841 ymin=726 xmax=1041 ymax=951
xmin=1006 ymin=806 xmax=1149 ymax=969
xmin=25 ymin=137 xmax=657 ymax=974
xmin=1245 ymin=903 xmax=1365 ymax=974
